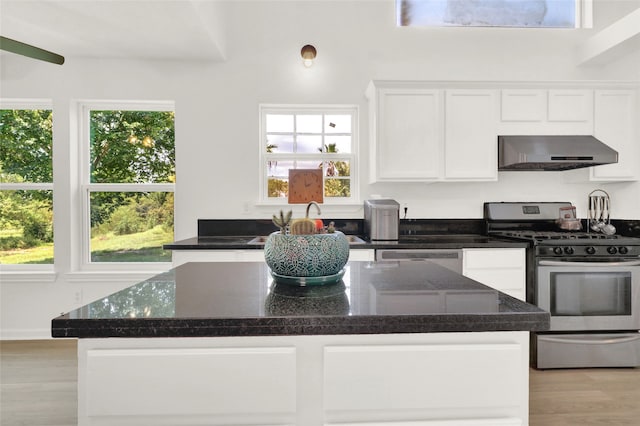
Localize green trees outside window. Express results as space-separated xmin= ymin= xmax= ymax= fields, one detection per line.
xmin=88 ymin=110 xmax=175 ymax=263
xmin=0 ymin=107 xmax=175 ymax=265
xmin=0 ymin=109 xmax=54 ymax=264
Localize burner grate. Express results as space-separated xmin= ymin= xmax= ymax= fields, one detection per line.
xmin=496 ymin=231 xmax=616 ymax=241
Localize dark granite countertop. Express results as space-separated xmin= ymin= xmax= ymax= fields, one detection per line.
xmin=52 ymin=261 xmax=549 ymax=338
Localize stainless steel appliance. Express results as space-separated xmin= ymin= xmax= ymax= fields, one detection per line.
xmin=364 ymin=199 xmax=399 ymax=241
xmin=376 ymin=249 xmax=463 ymax=274
xmin=485 ymin=201 xmax=640 ymax=369
xmin=498 ymin=135 xmax=618 ymax=171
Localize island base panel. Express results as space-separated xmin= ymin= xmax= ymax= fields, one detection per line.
xmin=77 ymin=332 xmax=529 ymax=425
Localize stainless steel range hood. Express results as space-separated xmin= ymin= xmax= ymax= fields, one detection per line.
xmin=498 ymin=135 xmax=618 ymax=171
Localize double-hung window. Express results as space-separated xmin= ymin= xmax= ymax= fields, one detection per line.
xmin=79 ymin=101 xmax=175 ymax=268
xmin=0 ymin=99 xmax=54 ymax=267
xmin=259 ymin=105 xmax=358 ymax=204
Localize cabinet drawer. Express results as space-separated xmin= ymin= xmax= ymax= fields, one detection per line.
xmin=463 ymin=249 xmax=524 ymax=269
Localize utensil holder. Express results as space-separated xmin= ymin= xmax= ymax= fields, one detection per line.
xmin=588 ymin=189 xmax=611 ymax=233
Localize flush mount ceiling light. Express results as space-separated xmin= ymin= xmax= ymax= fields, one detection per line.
xmin=300 ymin=44 xmax=317 ymax=67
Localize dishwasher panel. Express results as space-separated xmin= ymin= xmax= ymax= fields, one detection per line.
xmin=375 ymin=249 xmax=463 ymax=274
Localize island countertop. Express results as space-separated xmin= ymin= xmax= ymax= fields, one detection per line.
xmin=52 ymin=261 xmax=549 ymax=338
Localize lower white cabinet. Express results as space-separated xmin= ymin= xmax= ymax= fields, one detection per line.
xmin=172 ymin=249 xmax=265 ymax=266
xmin=77 ymin=332 xmax=530 ymax=426
xmin=463 ymin=248 xmax=526 ymax=301
xmin=349 ymin=249 xmax=375 ymax=261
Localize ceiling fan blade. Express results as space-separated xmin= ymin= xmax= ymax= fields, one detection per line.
xmin=0 ymin=36 xmax=65 ymax=65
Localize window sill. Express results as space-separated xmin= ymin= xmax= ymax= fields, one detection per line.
xmin=64 ymin=269 xmax=167 ymax=284
xmin=0 ymin=269 xmax=57 ymax=283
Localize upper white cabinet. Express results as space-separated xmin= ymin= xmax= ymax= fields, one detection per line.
xmin=367 ymin=81 xmax=638 ymax=184
xmin=498 ymin=89 xmax=593 ymax=134
xmin=369 ymin=85 xmax=442 ymax=182
xmin=445 ymin=89 xmax=498 ymax=180
xmin=501 ymin=89 xmax=546 ymax=122
xmin=367 ymin=82 xmax=498 ymax=183
xmin=591 ymin=89 xmax=639 ymax=181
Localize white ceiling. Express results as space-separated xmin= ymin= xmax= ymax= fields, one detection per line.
xmin=0 ymin=0 xmax=226 ymax=62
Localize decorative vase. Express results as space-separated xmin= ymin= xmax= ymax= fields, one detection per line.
xmin=264 ymin=231 xmax=349 ymax=278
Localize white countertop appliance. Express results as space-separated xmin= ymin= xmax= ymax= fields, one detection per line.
xmin=364 ymin=199 xmax=399 ymax=241
xmin=485 ymin=201 xmax=640 ymax=369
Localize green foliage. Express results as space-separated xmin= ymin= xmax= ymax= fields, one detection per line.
xmin=268 ymin=178 xmax=288 ymax=198
xmin=0 ymin=109 xmax=53 ymax=184
xmin=94 ymin=192 xmax=174 ymax=236
xmin=90 ymin=110 xmax=175 ymax=184
xmin=1 ymin=109 xmax=175 ymax=263
xmin=23 ymin=207 xmax=53 ymax=242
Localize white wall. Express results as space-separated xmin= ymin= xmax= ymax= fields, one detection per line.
xmin=1 ymin=0 xmax=639 ymax=339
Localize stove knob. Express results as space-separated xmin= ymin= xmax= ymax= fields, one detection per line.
xmin=553 ymin=247 xmax=564 ymax=255
xmin=564 ymin=247 xmax=574 ymax=255
xmin=619 ymin=246 xmax=629 ymax=255
xmin=607 ymin=246 xmax=618 ymax=255
xmin=585 ymin=246 xmax=596 ymax=255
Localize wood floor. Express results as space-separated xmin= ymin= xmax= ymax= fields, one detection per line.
xmin=2 ymin=340 xmax=639 ymax=426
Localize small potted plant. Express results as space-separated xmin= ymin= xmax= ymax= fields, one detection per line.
xmin=264 ymin=202 xmax=349 ymax=284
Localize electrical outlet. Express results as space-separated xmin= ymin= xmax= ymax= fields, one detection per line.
xmin=74 ymin=290 xmax=82 ymax=304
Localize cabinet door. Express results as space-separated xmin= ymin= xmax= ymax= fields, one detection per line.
xmin=463 ymin=248 xmax=526 ymax=301
xmin=372 ymin=87 xmax=442 ymax=182
xmin=499 ymin=89 xmax=593 ymax=135
xmin=501 ymin=89 xmax=546 ymax=122
xmin=444 ymin=90 xmax=498 ymax=180
xmin=82 ymin=346 xmax=297 ymax=420
xmin=548 ymin=89 xmax=593 ymax=122
xmin=591 ymin=90 xmax=638 ymax=181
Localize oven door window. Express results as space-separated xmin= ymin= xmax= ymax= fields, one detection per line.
xmin=550 ymin=272 xmax=631 ymax=317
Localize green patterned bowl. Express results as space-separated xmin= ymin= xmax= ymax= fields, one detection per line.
xmin=264 ymin=231 xmax=349 ymax=278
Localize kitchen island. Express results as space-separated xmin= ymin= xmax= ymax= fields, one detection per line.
xmin=53 ymin=261 xmax=549 ymax=426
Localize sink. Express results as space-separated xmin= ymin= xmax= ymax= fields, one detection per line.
xmin=247 ymin=235 xmax=366 ymax=245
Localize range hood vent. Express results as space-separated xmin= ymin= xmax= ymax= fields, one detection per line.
xmin=498 ymin=135 xmax=618 ymax=171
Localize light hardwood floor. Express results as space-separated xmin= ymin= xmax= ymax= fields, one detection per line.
xmin=2 ymin=339 xmax=639 ymax=425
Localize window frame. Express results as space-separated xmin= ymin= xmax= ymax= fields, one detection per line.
xmin=258 ymin=104 xmax=359 ymax=205
xmin=0 ymin=99 xmax=54 ymax=272
xmin=78 ymin=100 xmax=175 ymax=272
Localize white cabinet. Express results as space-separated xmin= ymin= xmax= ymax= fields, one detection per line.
xmin=367 ymin=84 xmax=442 ymax=182
xmin=463 ymin=248 xmax=526 ymax=301
xmin=172 ymin=250 xmax=264 ymax=266
xmin=444 ymin=89 xmax=498 ymax=180
xmin=78 ymin=332 xmax=530 ymax=425
xmin=591 ymin=89 xmax=639 ymax=181
xmin=83 ymin=346 xmax=297 ymax=420
xmin=349 ymin=249 xmax=375 ymax=261
xmin=498 ymin=89 xmax=593 ymax=135
xmin=367 ymin=82 xmax=498 ymax=182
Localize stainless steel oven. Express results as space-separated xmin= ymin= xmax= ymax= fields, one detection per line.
xmin=535 ymin=257 xmax=640 ymax=369
xmin=537 ymin=258 xmax=640 ymax=331
xmin=485 ymin=201 xmax=640 ymax=369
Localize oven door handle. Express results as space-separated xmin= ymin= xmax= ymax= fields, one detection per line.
xmin=538 ymin=259 xmax=640 ymax=267
xmin=539 ymin=335 xmax=640 ymax=345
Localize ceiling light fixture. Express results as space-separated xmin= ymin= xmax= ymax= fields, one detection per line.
xmin=300 ymin=44 xmax=317 ymax=67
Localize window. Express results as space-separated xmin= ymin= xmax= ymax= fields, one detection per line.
xmin=0 ymin=100 xmax=54 ymax=266
xmin=80 ymin=102 xmax=175 ymax=265
xmin=397 ymin=0 xmax=588 ymax=28
xmin=259 ymin=105 xmax=358 ymax=204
